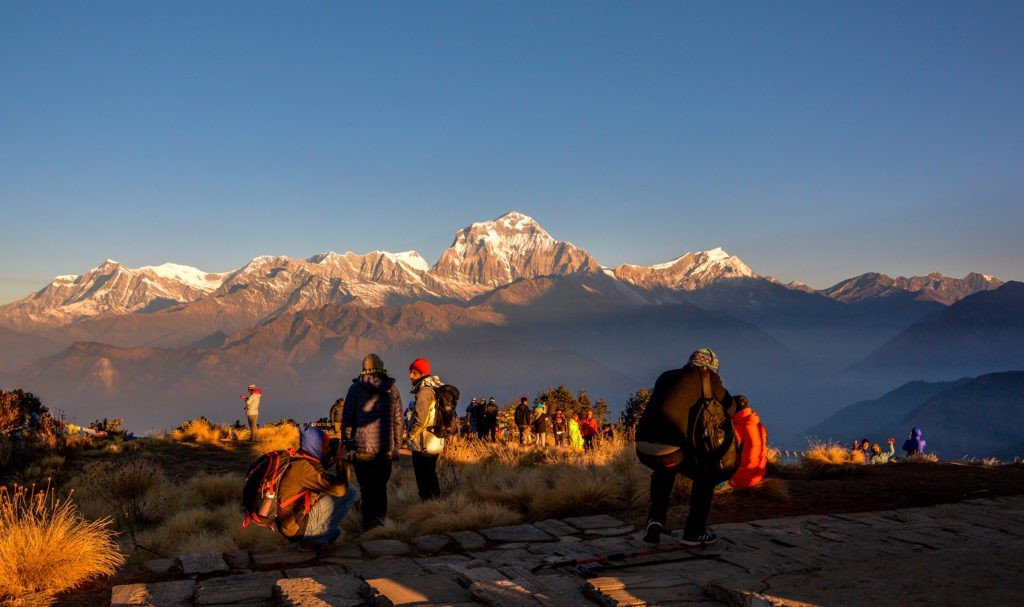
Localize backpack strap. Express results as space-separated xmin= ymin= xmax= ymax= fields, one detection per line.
xmin=700 ymin=367 xmax=712 ymax=401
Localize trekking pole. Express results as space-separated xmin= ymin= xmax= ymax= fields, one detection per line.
xmin=530 ymin=546 xmax=683 ymax=573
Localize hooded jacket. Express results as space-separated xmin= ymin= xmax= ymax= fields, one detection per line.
xmin=409 ymin=375 xmax=445 ymax=454
xmin=902 ymin=427 xmax=926 ymax=456
xmin=276 ymin=427 xmax=350 ymax=539
xmin=730 ymin=407 xmax=767 ymax=489
xmin=342 ymin=374 xmax=404 ymax=457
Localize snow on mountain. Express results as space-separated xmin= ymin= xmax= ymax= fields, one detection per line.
xmin=613 ymin=247 xmax=757 ymax=291
xmin=0 ymin=259 xmax=225 ymax=330
xmin=428 ymin=211 xmax=601 ymax=295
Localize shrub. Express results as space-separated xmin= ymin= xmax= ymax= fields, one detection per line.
xmin=902 ymin=453 xmax=939 ymax=464
xmin=0 ymin=484 xmax=123 ymax=605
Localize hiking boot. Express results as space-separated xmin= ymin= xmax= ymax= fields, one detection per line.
xmin=680 ymin=531 xmax=718 ymax=547
xmin=642 ymin=520 xmax=663 ymax=544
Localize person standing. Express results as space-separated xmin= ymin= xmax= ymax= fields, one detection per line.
xmin=407 ymin=357 xmax=445 ymax=500
xmin=730 ymin=395 xmax=767 ymax=490
xmin=532 ymin=403 xmax=552 ymax=448
xmin=552 ymin=409 xmax=567 ymax=447
xmin=329 ymin=397 xmax=345 ymax=438
xmin=483 ymin=397 xmax=500 ymax=443
xmin=241 ymin=383 xmax=262 ymax=442
xmin=579 ymin=408 xmax=599 ymax=451
xmin=567 ymin=412 xmax=584 ymax=451
xmin=342 ymin=354 xmax=404 ymax=530
xmin=514 ymin=397 xmax=534 ymax=445
xmin=635 ymin=348 xmax=739 ymax=547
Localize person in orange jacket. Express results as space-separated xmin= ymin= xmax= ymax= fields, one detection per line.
xmin=730 ymin=395 xmax=767 ymax=490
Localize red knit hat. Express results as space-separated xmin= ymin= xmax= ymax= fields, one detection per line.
xmin=409 ymin=357 xmax=431 ymax=375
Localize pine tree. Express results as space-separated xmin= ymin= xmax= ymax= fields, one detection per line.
xmin=619 ymin=388 xmax=652 ymax=439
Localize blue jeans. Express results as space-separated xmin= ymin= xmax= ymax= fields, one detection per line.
xmin=302 ymin=484 xmax=359 ymax=545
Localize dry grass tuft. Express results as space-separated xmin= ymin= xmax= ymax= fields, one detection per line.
xmin=186 ymin=473 xmax=242 ymax=509
xmin=0 ymin=485 xmax=123 ymax=605
xmin=902 ymin=453 xmax=939 ymax=464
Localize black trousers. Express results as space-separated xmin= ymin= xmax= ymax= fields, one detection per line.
xmin=352 ymin=454 xmax=392 ymax=530
xmin=411 ymin=451 xmax=441 ymax=501
xmin=647 ymin=467 xmax=715 ymax=537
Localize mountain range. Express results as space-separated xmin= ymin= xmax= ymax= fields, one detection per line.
xmin=0 ymin=211 xmax=1014 ymax=443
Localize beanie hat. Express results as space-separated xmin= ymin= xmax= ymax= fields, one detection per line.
xmin=688 ymin=348 xmax=719 ymax=372
xmin=409 ymin=357 xmax=431 ymax=376
xmin=360 ymin=353 xmax=387 ymax=376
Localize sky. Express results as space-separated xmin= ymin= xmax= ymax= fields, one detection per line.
xmin=1 ymin=1 xmax=1022 ymax=304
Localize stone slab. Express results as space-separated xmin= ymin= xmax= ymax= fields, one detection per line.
xmin=366 ymin=573 xmax=476 ymax=606
xmin=110 ymin=580 xmax=194 ymax=607
xmin=533 ymin=519 xmax=579 ymax=538
xmin=481 ymin=523 xmax=553 ymax=543
xmin=275 ymin=574 xmax=365 ymax=607
xmin=361 ymin=539 xmax=412 ymax=557
xmin=225 ymin=550 xmax=251 ymax=570
xmin=252 ymin=548 xmax=319 ymax=567
xmin=344 ymin=557 xmax=424 ymax=580
xmin=450 ymin=530 xmax=487 ymax=551
xmin=178 ymin=551 xmax=229 ymax=575
xmin=412 ymin=534 xmax=453 ymax=553
xmin=195 ymin=571 xmax=282 ymax=606
xmin=413 ymin=554 xmax=473 ymax=573
xmin=583 ymin=524 xmax=636 ymax=537
xmin=563 ymin=515 xmax=627 ymax=531
xmin=141 ymin=558 xmax=178 ymax=575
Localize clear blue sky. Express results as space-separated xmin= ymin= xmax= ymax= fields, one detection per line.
xmin=2 ymin=1 xmax=1022 ymax=303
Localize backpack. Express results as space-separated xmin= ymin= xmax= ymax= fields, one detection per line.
xmin=431 ymin=384 xmax=460 ymax=439
xmin=241 ymin=449 xmax=315 ymax=530
xmin=683 ymin=368 xmax=741 ymax=483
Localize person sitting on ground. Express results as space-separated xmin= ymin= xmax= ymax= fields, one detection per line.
xmin=730 ymin=395 xmax=767 ymax=490
xmin=275 ymin=427 xmax=359 ymax=549
xmin=902 ymin=427 xmax=926 ymax=457
xmin=871 ymin=438 xmax=896 ymax=464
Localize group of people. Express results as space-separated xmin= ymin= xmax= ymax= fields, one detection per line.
xmin=512 ymin=397 xmax=600 ymax=449
xmin=851 ymin=427 xmax=927 ymax=464
xmin=256 ymin=347 xmax=773 ymax=553
xmin=261 ymin=354 xmax=451 ymax=551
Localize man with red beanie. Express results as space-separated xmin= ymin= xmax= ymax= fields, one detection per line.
xmin=407 ymin=357 xmax=445 ymax=500
xmin=730 ymin=395 xmax=767 ymax=490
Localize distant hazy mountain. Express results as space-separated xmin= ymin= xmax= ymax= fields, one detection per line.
xmin=804 ymin=378 xmax=969 ymax=442
xmin=822 ymin=272 xmax=1002 ymax=305
xmin=804 ymin=371 xmax=1024 ymax=458
xmin=900 ymin=371 xmax=1024 ymax=459
xmin=856 ymin=282 xmax=1024 ymax=378
xmin=612 ymin=247 xmax=756 ymax=293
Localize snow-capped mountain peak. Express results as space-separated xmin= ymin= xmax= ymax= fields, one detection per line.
xmin=136 ymin=262 xmax=226 ymax=292
xmin=429 ymin=211 xmax=600 ymax=290
xmin=614 ymin=247 xmax=757 ymax=291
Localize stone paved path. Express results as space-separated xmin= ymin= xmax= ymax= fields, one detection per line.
xmin=110 ymin=496 xmax=1024 ymax=606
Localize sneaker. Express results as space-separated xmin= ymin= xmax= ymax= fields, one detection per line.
xmin=642 ymin=520 xmax=663 ymax=544
xmin=680 ymin=531 xmax=718 ymax=547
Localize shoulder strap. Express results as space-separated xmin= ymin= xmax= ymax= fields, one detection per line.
xmin=700 ymin=367 xmax=712 ymax=401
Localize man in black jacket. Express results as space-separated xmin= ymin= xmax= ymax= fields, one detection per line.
xmin=635 ymin=348 xmax=737 ymax=547
xmin=342 ymin=353 xmax=404 ymax=530
xmin=514 ymin=397 xmax=533 ymax=445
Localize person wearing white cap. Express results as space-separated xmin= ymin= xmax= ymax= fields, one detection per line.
xmin=241 ymin=383 xmax=262 ymax=442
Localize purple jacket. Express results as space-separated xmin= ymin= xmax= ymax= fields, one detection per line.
xmin=902 ymin=427 xmax=926 ymax=456
xmin=342 ymin=375 xmax=404 ymax=457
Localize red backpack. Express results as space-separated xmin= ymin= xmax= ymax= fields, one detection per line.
xmin=241 ymin=449 xmax=318 ymax=530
